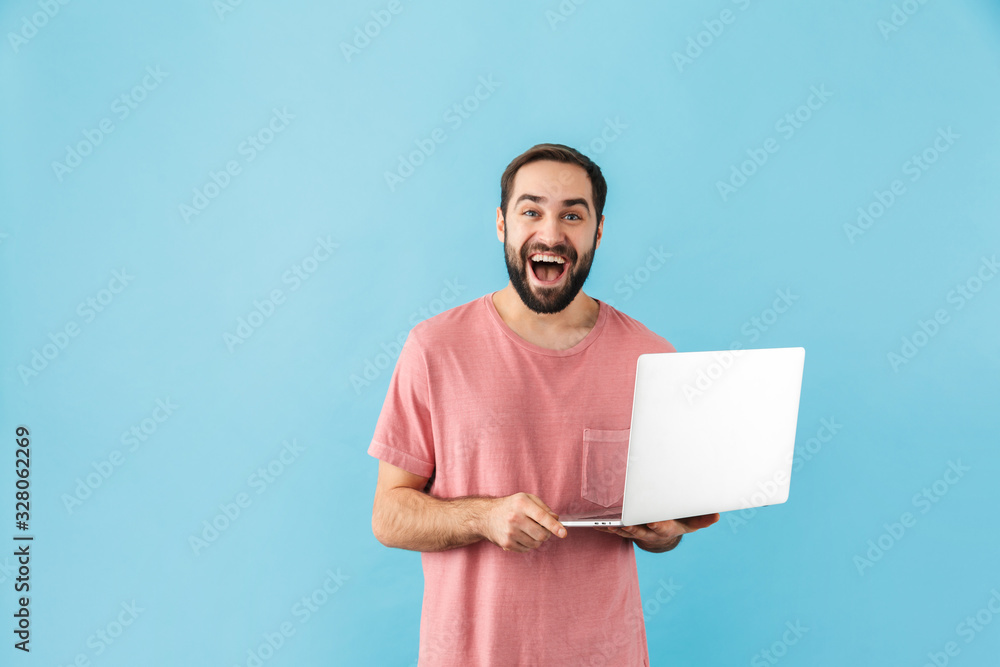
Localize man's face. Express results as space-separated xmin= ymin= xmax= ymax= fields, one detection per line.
xmin=498 ymin=160 xmax=603 ymax=314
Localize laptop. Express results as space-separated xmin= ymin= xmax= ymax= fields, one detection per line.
xmin=559 ymin=347 xmax=806 ymax=527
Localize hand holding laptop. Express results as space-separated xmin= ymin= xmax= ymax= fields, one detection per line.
xmin=479 ymin=492 xmax=567 ymax=553
xmin=560 ymin=347 xmax=806 ymax=528
xmin=594 ymin=512 xmax=721 ymax=548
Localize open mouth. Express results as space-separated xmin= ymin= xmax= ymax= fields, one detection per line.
xmin=528 ymin=252 xmax=570 ymax=285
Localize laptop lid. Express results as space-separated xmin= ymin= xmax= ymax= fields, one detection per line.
xmin=618 ymin=347 xmax=806 ymax=526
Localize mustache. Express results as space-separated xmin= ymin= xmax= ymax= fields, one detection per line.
xmin=521 ymin=245 xmax=576 ymax=262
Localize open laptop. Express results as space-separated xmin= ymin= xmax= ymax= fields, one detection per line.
xmin=559 ymin=347 xmax=806 ymax=527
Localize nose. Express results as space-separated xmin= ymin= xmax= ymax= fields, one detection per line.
xmin=534 ymin=211 xmax=565 ymax=248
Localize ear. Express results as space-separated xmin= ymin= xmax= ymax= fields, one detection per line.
xmin=595 ymin=214 xmax=604 ymax=250
xmin=496 ymin=206 xmax=505 ymax=243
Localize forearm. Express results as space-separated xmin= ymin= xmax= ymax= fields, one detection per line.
xmin=634 ymin=534 xmax=682 ymax=554
xmin=373 ymin=487 xmax=494 ymax=552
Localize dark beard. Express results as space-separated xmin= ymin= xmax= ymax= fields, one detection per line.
xmin=503 ymin=225 xmax=597 ymax=314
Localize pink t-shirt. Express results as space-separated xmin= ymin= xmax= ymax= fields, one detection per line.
xmin=368 ymin=292 xmax=676 ymax=666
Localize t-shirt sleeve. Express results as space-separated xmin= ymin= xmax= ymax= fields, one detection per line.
xmin=367 ymin=327 xmax=436 ymax=479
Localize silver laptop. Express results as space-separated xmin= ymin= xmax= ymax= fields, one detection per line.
xmin=560 ymin=347 xmax=806 ymax=527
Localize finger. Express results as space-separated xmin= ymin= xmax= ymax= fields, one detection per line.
xmin=646 ymin=520 xmax=679 ymax=534
xmin=621 ymin=524 xmax=660 ymax=541
xmin=678 ymin=513 xmax=721 ymax=531
xmin=525 ymin=501 xmax=567 ymax=538
xmin=524 ymin=493 xmax=560 ymax=519
xmin=518 ymin=519 xmax=554 ymax=545
xmin=524 ymin=493 xmax=551 ymax=511
xmin=507 ymin=535 xmax=535 ymax=553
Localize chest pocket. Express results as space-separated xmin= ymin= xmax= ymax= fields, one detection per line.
xmin=581 ymin=428 xmax=630 ymax=508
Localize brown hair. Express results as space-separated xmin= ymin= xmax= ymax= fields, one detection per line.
xmin=499 ymin=143 xmax=607 ymax=223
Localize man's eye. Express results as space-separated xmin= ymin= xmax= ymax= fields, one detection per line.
xmin=565 ymin=213 xmax=581 ymax=221
xmin=523 ymin=209 xmax=539 ymax=217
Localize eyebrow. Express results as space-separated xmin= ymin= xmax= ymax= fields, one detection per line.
xmin=515 ymin=193 xmax=591 ymax=214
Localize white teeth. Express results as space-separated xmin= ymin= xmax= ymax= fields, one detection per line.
xmin=530 ymin=253 xmax=565 ymax=264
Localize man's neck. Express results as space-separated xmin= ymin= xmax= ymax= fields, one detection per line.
xmin=491 ymin=284 xmax=600 ymax=351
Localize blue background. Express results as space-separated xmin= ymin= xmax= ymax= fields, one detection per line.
xmin=2 ymin=1 xmax=999 ymax=665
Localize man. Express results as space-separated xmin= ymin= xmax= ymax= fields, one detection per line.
xmin=368 ymin=143 xmax=719 ymax=666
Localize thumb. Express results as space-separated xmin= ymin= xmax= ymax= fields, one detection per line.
xmin=525 ymin=493 xmax=555 ymax=515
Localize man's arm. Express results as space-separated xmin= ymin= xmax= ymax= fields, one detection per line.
xmin=371 ymin=460 xmax=567 ymax=553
